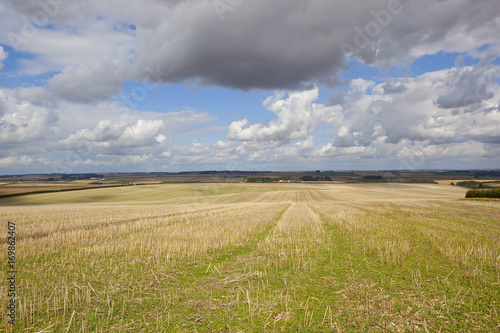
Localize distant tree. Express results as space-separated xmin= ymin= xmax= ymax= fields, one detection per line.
xmin=466 ymin=188 xmax=500 ymax=198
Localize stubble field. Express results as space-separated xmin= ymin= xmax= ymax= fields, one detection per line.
xmin=0 ymin=183 xmax=499 ymax=332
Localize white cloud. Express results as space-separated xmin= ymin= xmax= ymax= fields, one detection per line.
xmin=0 ymin=155 xmax=32 ymax=166
xmin=15 ymin=86 xmax=55 ymax=107
xmin=227 ymin=87 xmax=335 ymax=142
xmin=49 ymin=59 xmax=131 ymax=103
xmin=421 ymin=141 xmax=489 ymax=159
xmin=224 ymin=62 xmax=500 ymax=168
xmin=0 ymin=46 xmax=7 ymax=70
xmin=329 ymin=63 xmax=500 ymax=148
xmin=55 ymin=107 xmax=217 ymax=157
xmin=155 ymin=134 xmax=166 ymax=144
xmin=120 ymin=154 xmax=152 ymax=165
xmin=0 ymin=89 xmax=59 ymax=145
xmin=160 ymin=151 xmax=171 ymax=158
xmin=435 ymin=55 xmax=499 ymax=109
xmin=0 ymin=2 xmax=135 ymax=104
xmin=58 ymin=119 xmax=166 ymax=150
xmin=0 ymin=87 xmax=217 ymax=173
xmin=0 ymin=6 xmax=135 ymax=75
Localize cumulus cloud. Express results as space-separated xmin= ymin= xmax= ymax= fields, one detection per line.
xmin=0 ymin=87 xmax=217 ymax=172
xmin=436 ymin=55 xmax=499 ymax=109
xmin=0 ymin=0 xmax=498 ymax=96
xmin=0 ymin=2 xmax=135 ymax=71
xmin=165 ymin=140 xmax=248 ymax=171
xmin=0 ymin=89 xmax=59 ymax=146
xmin=131 ymin=0 xmax=500 ymax=89
xmin=227 ymin=88 xmax=334 ymax=142
xmin=59 ymin=119 xmax=166 ymax=150
xmin=421 ymin=141 xmax=490 ymax=159
xmin=226 ymin=62 xmax=500 ymax=165
xmin=1 ymin=0 xmax=499 ymax=92
xmin=0 ymin=155 xmax=33 ymax=167
xmin=0 ymin=1 xmax=135 ymax=102
xmin=328 ymin=63 xmax=500 ymax=148
xmin=53 ymin=107 xmax=217 ymax=164
xmin=49 ymin=60 xmax=131 ymax=103
xmin=15 ymin=86 xmax=58 ymax=108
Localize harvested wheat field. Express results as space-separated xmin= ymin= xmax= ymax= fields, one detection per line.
xmin=0 ymin=183 xmax=499 ymax=332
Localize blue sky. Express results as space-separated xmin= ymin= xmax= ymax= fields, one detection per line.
xmin=0 ymin=0 xmax=499 ymax=174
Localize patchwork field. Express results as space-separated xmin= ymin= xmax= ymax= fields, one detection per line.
xmin=0 ymin=183 xmax=499 ymax=332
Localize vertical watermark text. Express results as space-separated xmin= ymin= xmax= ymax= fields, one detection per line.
xmin=6 ymin=221 xmax=17 ymax=325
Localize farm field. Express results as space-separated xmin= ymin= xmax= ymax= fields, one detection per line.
xmin=0 ymin=183 xmax=499 ymax=332
xmin=0 ymin=182 xmax=103 ymax=197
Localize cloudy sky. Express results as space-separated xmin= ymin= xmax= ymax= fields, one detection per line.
xmin=0 ymin=0 xmax=499 ymax=174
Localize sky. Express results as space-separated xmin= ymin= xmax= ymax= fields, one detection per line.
xmin=0 ymin=0 xmax=499 ymax=174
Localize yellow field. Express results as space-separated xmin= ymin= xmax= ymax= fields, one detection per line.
xmin=0 ymin=182 xmax=466 ymax=205
xmin=0 ymin=183 xmax=498 ymax=332
xmin=434 ymin=179 xmax=500 ymax=186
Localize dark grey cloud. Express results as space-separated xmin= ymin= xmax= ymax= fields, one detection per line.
xmin=326 ymin=91 xmax=346 ymax=106
xmin=382 ymin=79 xmax=407 ymax=94
xmin=131 ymin=0 xmax=500 ymax=90
xmin=2 ymin=0 xmax=499 ymax=94
xmin=133 ymin=0 xmax=368 ymax=90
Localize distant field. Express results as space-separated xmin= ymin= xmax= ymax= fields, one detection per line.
xmin=0 ymin=183 xmax=498 ymax=332
xmin=0 ymin=182 xmax=101 ymax=197
xmin=0 ymin=182 xmax=83 ymax=187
